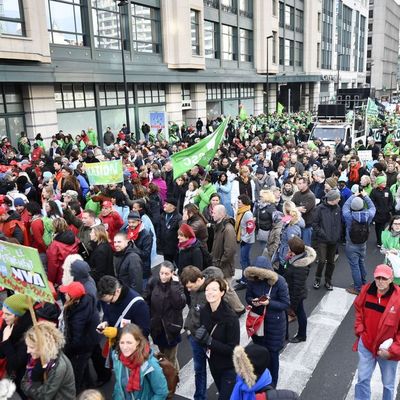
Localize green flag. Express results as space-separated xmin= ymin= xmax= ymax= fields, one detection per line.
xmin=277 ymin=102 xmax=284 ymax=115
xmin=84 ymin=159 xmax=123 ymax=185
xmin=171 ymin=118 xmax=229 ymax=179
xmin=366 ymin=97 xmax=379 ymax=118
xmin=239 ymin=106 xmax=248 ymax=121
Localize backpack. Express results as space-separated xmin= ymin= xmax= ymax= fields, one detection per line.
xmin=199 ymin=245 xmax=214 ymax=270
xmin=42 ymin=216 xmax=54 ymax=247
xmin=154 ymin=352 xmax=179 ymax=399
xmin=349 ymin=218 xmax=369 ymax=244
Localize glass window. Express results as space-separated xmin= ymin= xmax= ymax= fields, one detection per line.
xmin=55 ymin=83 xmax=97 ymax=109
xmin=181 ymin=84 xmax=191 ymax=100
xmin=91 ymin=0 xmax=120 ymax=49
xmin=295 ymin=41 xmax=303 ymax=67
xmin=191 ymin=10 xmax=200 ymax=55
xmin=221 ymin=0 xmax=236 ymax=14
xmin=46 ymin=0 xmax=86 ymax=46
xmin=285 ymin=39 xmax=294 ymax=66
xmin=295 ymin=9 xmax=303 ymax=33
xmin=272 ymin=0 xmax=277 ymax=17
xmin=239 ymin=29 xmax=253 ymax=62
xmin=285 ymin=5 xmax=294 ymax=30
xmin=204 ymin=20 xmax=219 ymax=59
xmin=239 ymin=0 xmax=252 ymax=18
xmin=222 ymin=24 xmax=237 ymax=61
xmin=279 ymin=2 xmax=284 ymax=27
xmin=131 ymin=3 xmax=160 ymax=53
xmin=206 ymin=83 xmax=222 ymax=100
xmin=136 ymin=83 xmax=165 ymax=105
xmin=279 ymin=37 xmax=284 ymax=65
xmin=0 ymin=0 xmax=24 ymax=36
xmin=272 ymin=31 xmax=277 ymax=64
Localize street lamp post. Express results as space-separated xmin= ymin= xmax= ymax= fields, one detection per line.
xmin=117 ymin=0 xmax=130 ymax=137
xmin=336 ymin=53 xmax=343 ymax=102
xmin=266 ymin=35 xmax=273 ymax=122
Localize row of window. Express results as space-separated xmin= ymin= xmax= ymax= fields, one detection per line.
xmin=279 ymin=2 xmax=304 ymax=33
xmin=207 ymin=0 xmax=253 ymax=17
xmin=206 ymin=83 xmax=255 ymax=100
xmin=279 ymin=39 xmax=303 ymax=67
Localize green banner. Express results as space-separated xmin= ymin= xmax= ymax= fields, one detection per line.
xmin=366 ymin=97 xmax=379 ymax=118
xmin=171 ymin=118 xmax=229 ymax=180
xmin=0 ymin=241 xmax=54 ymax=303
xmin=277 ymin=102 xmax=284 ymax=115
xmin=239 ymin=106 xmax=248 ymax=121
xmin=84 ymin=160 xmax=123 ymax=185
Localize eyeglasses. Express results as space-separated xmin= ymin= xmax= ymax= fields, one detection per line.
xmin=375 ymin=276 xmax=389 ymax=281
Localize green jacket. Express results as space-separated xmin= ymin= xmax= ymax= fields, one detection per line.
xmin=112 ymin=350 xmax=168 ymax=400
xmin=194 ymin=183 xmax=217 ymax=212
xmin=87 ymin=129 xmax=98 ymax=146
xmin=381 ymin=230 xmax=400 ymax=285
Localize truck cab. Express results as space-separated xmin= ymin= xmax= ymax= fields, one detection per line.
xmin=311 ymin=122 xmax=352 ymax=148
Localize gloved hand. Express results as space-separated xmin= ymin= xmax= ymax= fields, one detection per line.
xmin=194 ymin=326 xmax=212 ymax=346
xmin=31 ymin=362 xmax=46 ymax=383
xmin=103 ymin=327 xmax=118 ymax=339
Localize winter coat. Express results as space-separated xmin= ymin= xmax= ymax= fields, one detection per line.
xmin=177 ymin=239 xmax=204 ymax=274
xmin=263 ymin=212 xmax=283 ymax=264
xmin=245 ymin=267 xmax=290 ymax=351
xmin=184 ymin=285 xmax=207 ymax=334
xmin=144 ymin=277 xmax=186 ymax=346
xmin=254 ymin=202 xmax=276 ymax=232
xmin=370 ymin=188 xmax=393 ymax=224
xmin=194 ymin=183 xmax=217 ymax=213
xmin=159 ymin=211 xmax=182 ymax=258
xmin=215 ymin=181 xmax=234 ymax=217
xmin=312 ymin=200 xmax=342 ymax=244
xmin=100 ymin=211 xmax=124 ymax=243
xmin=113 ymin=244 xmax=143 ymax=294
xmin=46 ymin=230 xmax=80 ymax=285
xmin=0 ymin=312 xmax=32 ymax=389
xmin=284 ymin=246 xmax=316 ymax=310
xmin=200 ymin=300 xmax=240 ymax=372
xmin=231 ymin=178 xmax=256 ymax=212
xmin=131 ymin=225 xmax=153 ymax=279
xmin=353 ymin=282 xmax=400 ymax=360
xmin=112 ymin=349 xmax=168 ymax=400
xmin=211 ymin=217 xmax=237 ymax=278
xmin=103 ymin=286 xmax=150 ymax=337
xmin=29 ymin=217 xmax=47 ymax=254
xmin=21 ymin=352 xmax=76 ymax=400
xmin=88 ymin=240 xmax=115 ymax=283
xmin=103 ymin=130 xmax=115 ymax=146
xmin=152 ymin=177 xmax=168 ymax=203
xmin=278 ymin=219 xmax=304 ymax=266
xmin=69 ymin=259 xmax=98 ymax=308
xmin=237 ymin=209 xmax=256 ymax=244
xmin=187 ymin=214 xmax=208 ymax=247
xmin=63 ymin=294 xmax=100 ymax=356
xmin=292 ymin=189 xmax=316 ymax=227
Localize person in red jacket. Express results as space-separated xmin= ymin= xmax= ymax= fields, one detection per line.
xmin=99 ymin=201 xmax=123 ymax=247
xmin=353 ymin=264 xmax=400 ymax=400
xmin=46 ymin=218 xmax=79 ymax=287
xmin=26 ymin=201 xmax=47 ymax=254
xmin=14 ymin=198 xmax=30 ymax=232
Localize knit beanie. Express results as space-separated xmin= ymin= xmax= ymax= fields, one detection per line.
xmin=375 ymin=175 xmax=387 ymax=186
xmin=178 ymin=223 xmax=195 ymax=239
xmin=3 ymin=294 xmax=30 ymax=317
xmin=325 ymin=177 xmax=338 ymax=189
xmin=351 ymin=196 xmax=364 ymax=211
xmin=326 ymin=189 xmax=341 ymax=202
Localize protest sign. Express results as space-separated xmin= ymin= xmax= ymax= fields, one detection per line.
xmin=84 ymin=159 xmax=123 ymax=185
xmin=0 ymin=241 xmax=53 ymax=303
xmin=357 ymin=150 xmax=372 ymax=163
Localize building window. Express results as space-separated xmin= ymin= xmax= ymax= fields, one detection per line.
xmin=279 ymin=37 xmax=284 ymax=65
xmin=240 ymin=84 xmax=254 ymax=98
xmin=190 ymin=9 xmax=200 ymax=55
xmin=46 ymin=0 xmax=86 ymax=46
xmin=0 ymin=0 xmax=24 ymax=36
xmin=279 ymin=2 xmax=284 ymax=27
xmin=317 ymin=42 xmax=320 ymax=68
xmin=367 ymin=36 xmax=372 ymax=45
xmin=284 ymin=39 xmax=294 ymax=66
xmin=317 ymin=12 xmax=321 ymax=32
xmin=181 ymin=84 xmax=191 ymax=100
xmin=55 ymin=83 xmax=96 ymax=109
xmin=223 ymin=83 xmax=239 ymax=99
xmin=368 ymin=9 xmax=373 ymax=19
xmin=239 ymin=0 xmax=252 ymax=18
xmin=91 ymin=0 xmax=120 ymax=50
xmin=272 ymin=31 xmax=277 ymax=64
xmin=204 ymin=20 xmax=219 ymax=58
xmin=204 ymin=0 xmax=219 ymax=9
xmin=359 ymin=15 xmax=366 ymax=72
xmin=131 ymin=3 xmax=160 ymax=53
xmin=222 ymin=24 xmax=237 ymax=61
xmin=285 ymin=5 xmax=294 ymax=30
xmin=206 ymin=83 xmax=222 ymax=100
xmin=272 ymin=0 xmax=277 ymax=16
xmin=295 ymin=9 xmax=303 ymax=33
xmin=136 ymin=83 xmax=165 ymax=104
xmin=295 ymin=41 xmax=303 ymax=67
xmin=221 ymin=0 xmax=236 ymax=14
xmin=239 ymin=29 xmax=253 ymax=62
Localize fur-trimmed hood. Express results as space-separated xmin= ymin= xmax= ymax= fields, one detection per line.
xmin=244 ymin=267 xmax=278 ymax=286
xmin=289 ymin=246 xmax=316 ymax=268
xmin=233 ymin=346 xmax=258 ymax=387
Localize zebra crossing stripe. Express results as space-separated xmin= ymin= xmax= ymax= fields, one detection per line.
xmin=277 ymin=288 xmax=355 ymax=395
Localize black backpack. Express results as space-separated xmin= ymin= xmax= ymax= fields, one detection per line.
xmin=199 ymin=245 xmax=214 ymax=270
xmin=349 ymin=218 xmax=369 ymax=244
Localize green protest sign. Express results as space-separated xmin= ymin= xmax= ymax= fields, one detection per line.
xmin=0 ymin=241 xmax=54 ymax=303
xmin=84 ymin=160 xmax=123 ymax=185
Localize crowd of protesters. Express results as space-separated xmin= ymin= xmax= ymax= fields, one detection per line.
xmin=0 ymin=109 xmax=398 ymax=400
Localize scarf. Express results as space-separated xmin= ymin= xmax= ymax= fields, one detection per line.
xmin=178 ymin=237 xmax=196 ymax=249
xmin=127 ymin=222 xmax=141 ymax=242
xmin=230 ymin=369 xmax=273 ymax=400
xmin=235 ymin=204 xmax=251 ymax=242
xmin=119 ymin=343 xmax=150 ymax=392
xmin=349 ymin=162 xmax=361 ymax=183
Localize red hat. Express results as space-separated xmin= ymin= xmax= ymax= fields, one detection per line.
xmin=178 ymin=223 xmax=195 ymax=239
xmin=59 ymin=282 xmax=86 ymax=299
xmin=102 ymin=201 xmax=113 ymax=208
xmin=374 ymin=264 xmax=393 ymax=280
xmin=0 ymin=206 xmax=7 ymax=216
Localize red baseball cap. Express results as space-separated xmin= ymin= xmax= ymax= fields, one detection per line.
xmin=102 ymin=201 xmax=113 ymax=208
xmin=373 ymin=264 xmax=393 ymax=280
xmin=59 ymin=282 xmax=86 ymax=299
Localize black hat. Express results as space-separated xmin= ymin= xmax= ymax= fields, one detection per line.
xmin=256 ymin=166 xmax=265 ymax=175
xmin=165 ymin=197 xmax=177 ymax=207
xmin=128 ymin=211 xmax=141 ymax=220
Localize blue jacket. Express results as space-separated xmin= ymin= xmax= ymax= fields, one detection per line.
xmin=339 ymin=186 xmax=352 ymax=208
xmin=342 ymin=195 xmax=376 ymax=242
xmin=76 ymin=174 xmax=90 ymax=198
xmin=102 ymin=286 xmax=150 ymax=337
xmin=215 ymin=181 xmax=234 ymax=217
xmin=112 ymin=349 xmax=168 ymax=400
xmin=245 ymin=266 xmax=290 ymax=351
xmin=278 ymin=219 xmax=304 ymax=265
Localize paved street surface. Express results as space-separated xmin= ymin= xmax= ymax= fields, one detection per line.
xmin=99 ymin=233 xmax=400 ymax=400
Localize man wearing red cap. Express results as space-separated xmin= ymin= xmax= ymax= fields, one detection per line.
xmin=100 ymin=201 xmax=123 ymax=247
xmin=353 ymin=264 xmax=400 ymax=400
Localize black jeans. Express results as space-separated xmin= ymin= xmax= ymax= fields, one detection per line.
xmin=315 ymin=242 xmax=337 ymax=283
xmin=375 ymin=222 xmax=387 ymax=246
xmin=69 ymin=351 xmax=92 ymax=394
xmin=296 ymin=299 xmax=307 ymax=338
xmin=209 ymin=366 xmax=236 ymax=400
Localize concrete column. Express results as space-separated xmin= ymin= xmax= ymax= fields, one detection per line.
xmin=22 ymin=84 xmax=58 ymax=143
xmin=309 ymin=83 xmax=320 ymax=111
xmin=300 ymin=83 xmax=310 ymax=111
xmin=185 ymin=83 xmax=207 ymax=127
xmin=268 ymin=83 xmax=278 ymax=113
xmin=165 ymin=84 xmax=183 ymax=125
xmin=254 ymin=83 xmax=264 ymax=115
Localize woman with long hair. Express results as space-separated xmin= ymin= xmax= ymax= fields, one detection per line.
xmin=112 ymin=324 xmax=168 ymax=399
xmin=183 ymin=203 xmax=208 ymax=248
xmin=21 ymin=321 xmax=76 ymax=399
xmin=215 ymin=172 xmax=234 ymax=217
